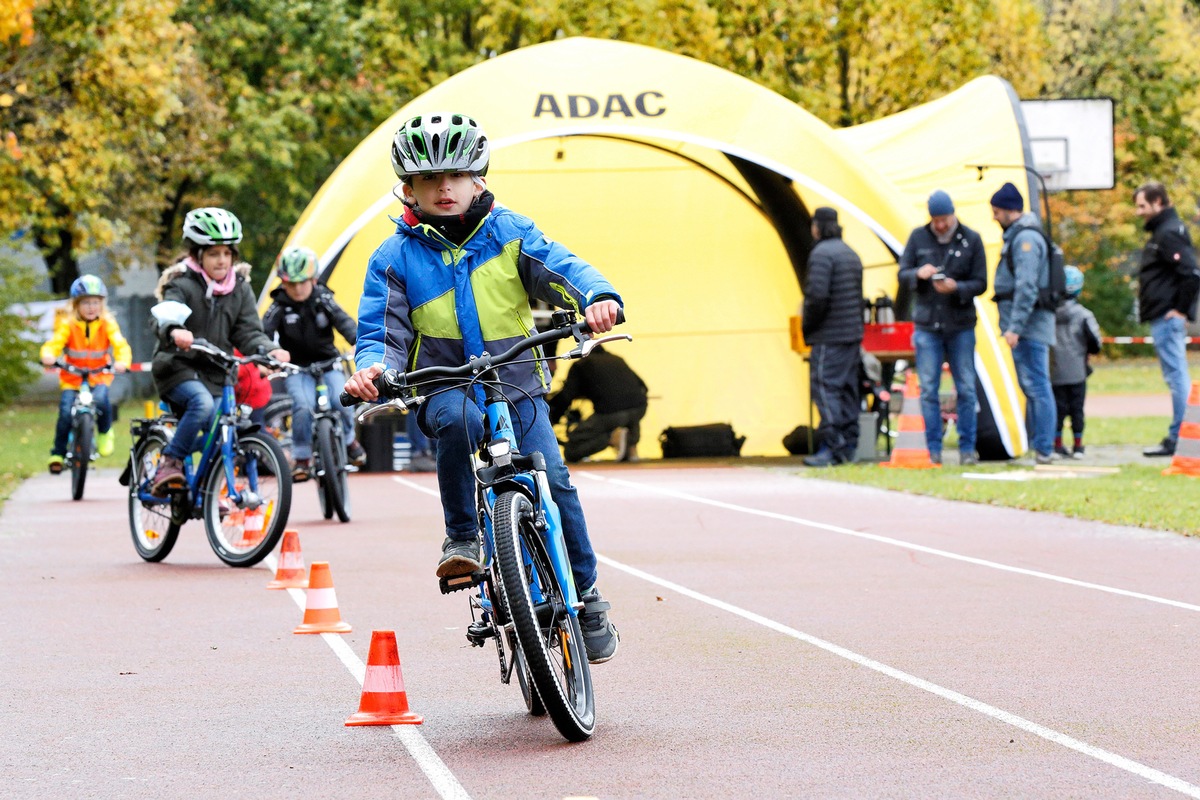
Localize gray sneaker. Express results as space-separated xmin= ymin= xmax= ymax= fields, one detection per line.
xmin=578 ymin=587 xmax=619 ymax=664
xmin=1035 ymin=452 xmax=1053 ymax=466
xmin=959 ymin=451 xmax=979 ymax=467
xmin=436 ymin=536 xmax=481 ymax=578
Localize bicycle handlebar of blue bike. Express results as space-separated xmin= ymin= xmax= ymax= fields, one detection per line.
xmin=339 ymin=310 xmax=625 ymax=409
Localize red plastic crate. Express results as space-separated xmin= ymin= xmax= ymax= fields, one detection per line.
xmin=862 ymin=321 xmax=914 ymax=354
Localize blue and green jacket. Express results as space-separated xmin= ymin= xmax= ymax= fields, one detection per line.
xmin=355 ymin=203 xmax=621 ymax=399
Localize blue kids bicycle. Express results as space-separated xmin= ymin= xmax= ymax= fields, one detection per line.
xmin=121 ymin=341 xmax=292 ymax=567
xmin=344 ymin=311 xmax=629 ymax=742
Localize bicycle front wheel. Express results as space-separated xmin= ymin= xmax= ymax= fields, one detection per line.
xmin=70 ymin=413 xmax=92 ymax=501
xmin=128 ymin=431 xmax=182 ymax=562
xmin=493 ymin=491 xmax=594 ymax=741
xmin=315 ymin=417 xmax=351 ymax=523
xmin=203 ymin=431 xmax=291 ymax=567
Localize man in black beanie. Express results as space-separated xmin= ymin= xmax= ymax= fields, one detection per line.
xmin=991 ymin=181 xmax=1056 ymax=464
xmin=801 ymin=206 xmax=864 ymax=466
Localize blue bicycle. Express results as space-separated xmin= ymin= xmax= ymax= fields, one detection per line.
xmin=345 ymin=311 xmax=629 ymax=741
xmin=121 ymin=341 xmax=292 ymax=566
xmin=51 ymin=361 xmax=114 ymax=501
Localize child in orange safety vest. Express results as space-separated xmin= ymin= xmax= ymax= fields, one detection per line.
xmin=39 ymin=275 xmax=132 ymax=473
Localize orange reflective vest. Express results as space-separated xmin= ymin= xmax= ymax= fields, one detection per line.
xmin=40 ymin=309 xmax=133 ymax=389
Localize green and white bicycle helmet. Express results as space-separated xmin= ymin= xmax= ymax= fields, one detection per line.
xmin=182 ymin=207 xmax=243 ymax=247
xmin=70 ymin=275 xmax=108 ymax=299
xmin=390 ymin=113 xmax=490 ymax=181
xmin=276 ymin=246 xmax=318 ymax=283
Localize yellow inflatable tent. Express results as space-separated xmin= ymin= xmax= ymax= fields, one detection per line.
xmin=273 ymin=36 xmax=1035 ymax=458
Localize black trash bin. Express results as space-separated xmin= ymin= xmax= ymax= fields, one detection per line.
xmin=360 ymin=410 xmax=403 ymax=473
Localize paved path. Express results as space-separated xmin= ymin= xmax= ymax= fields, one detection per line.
xmin=3 ymin=465 xmax=1200 ymax=798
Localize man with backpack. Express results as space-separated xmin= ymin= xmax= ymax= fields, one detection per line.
xmin=990 ymin=181 xmax=1056 ymax=464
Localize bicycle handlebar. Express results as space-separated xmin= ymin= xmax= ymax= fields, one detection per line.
xmin=188 ymin=339 xmax=288 ymax=371
xmin=49 ymin=361 xmax=115 ymax=378
xmin=340 ymin=310 xmax=627 ymax=409
xmin=274 ymin=353 xmax=351 ymax=377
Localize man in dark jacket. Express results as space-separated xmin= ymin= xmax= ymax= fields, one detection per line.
xmin=1133 ymin=181 xmax=1200 ymax=457
xmin=801 ymin=206 xmax=864 ymax=466
xmin=548 ymin=345 xmax=648 ymax=462
xmin=898 ymin=190 xmax=988 ymax=465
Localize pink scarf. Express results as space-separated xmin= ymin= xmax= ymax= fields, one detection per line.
xmin=185 ymin=255 xmax=238 ymax=297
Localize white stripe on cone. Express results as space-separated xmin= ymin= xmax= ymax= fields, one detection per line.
xmin=279 ymin=550 xmax=304 ymax=569
xmin=363 ymin=664 xmax=406 ymax=693
xmin=304 ymin=587 xmax=339 ymax=610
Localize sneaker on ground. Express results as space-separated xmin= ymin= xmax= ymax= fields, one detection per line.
xmin=47 ymin=454 xmax=65 ymax=474
xmin=1053 ymin=445 xmax=1070 ymax=458
xmin=346 ymin=439 xmax=366 ymax=466
xmin=959 ymin=451 xmax=979 ymax=467
xmin=1034 ymin=452 xmax=1053 ymax=466
xmin=292 ymin=457 xmax=312 ymax=482
xmin=929 ymin=452 xmax=943 ymax=465
xmin=579 ymin=587 xmax=619 ymax=663
xmin=436 ymin=536 xmax=481 ymax=578
xmin=150 ymin=456 xmax=185 ymax=496
xmin=1071 ymin=446 xmax=1086 ymax=459
xmin=96 ymin=429 xmax=115 ymax=457
xmin=1143 ymin=437 xmax=1176 ymax=457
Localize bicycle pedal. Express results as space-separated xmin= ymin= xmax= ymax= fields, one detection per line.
xmin=465 ymin=619 xmax=494 ymax=646
xmin=439 ymin=570 xmax=484 ymax=595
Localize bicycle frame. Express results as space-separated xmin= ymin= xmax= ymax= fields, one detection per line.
xmin=474 ymin=377 xmax=579 ymax=624
xmin=135 ymin=371 xmax=257 ymax=513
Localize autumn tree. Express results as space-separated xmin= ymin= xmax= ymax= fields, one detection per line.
xmin=0 ymin=0 xmax=216 ymax=292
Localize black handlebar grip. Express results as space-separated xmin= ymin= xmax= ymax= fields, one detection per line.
xmin=339 ymin=390 xmax=357 ymax=408
xmin=615 ymin=308 xmax=626 ymax=326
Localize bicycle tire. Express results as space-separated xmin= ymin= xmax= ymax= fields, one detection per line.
xmin=317 ymin=417 xmax=351 ymax=523
xmin=70 ymin=413 xmax=92 ymax=501
xmin=128 ymin=431 xmax=182 ymax=562
xmin=493 ymin=491 xmax=594 ymax=741
xmin=203 ymin=431 xmax=291 ymax=567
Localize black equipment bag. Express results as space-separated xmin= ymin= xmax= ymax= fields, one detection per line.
xmin=660 ymin=423 xmax=746 ymax=458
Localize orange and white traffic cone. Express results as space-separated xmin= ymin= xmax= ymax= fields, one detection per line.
xmin=267 ymin=529 xmax=308 ymax=590
xmin=880 ymin=372 xmax=939 ymax=469
xmin=293 ymin=562 xmax=352 ymax=634
xmin=1163 ymin=381 xmax=1200 ymax=477
xmin=345 ymin=630 xmax=423 ymax=726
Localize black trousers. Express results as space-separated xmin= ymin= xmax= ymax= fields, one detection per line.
xmin=1053 ymin=381 xmax=1087 ymax=439
xmin=810 ymin=342 xmax=861 ymax=456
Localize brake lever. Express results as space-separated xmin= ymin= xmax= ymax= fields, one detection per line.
xmin=564 ymin=333 xmax=633 ymax=360
xmin=356 ymin=397 xmax=418 ymax=424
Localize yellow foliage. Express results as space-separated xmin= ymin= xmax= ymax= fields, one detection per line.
xmin=0 ymin=0 xmax=35 ymax=45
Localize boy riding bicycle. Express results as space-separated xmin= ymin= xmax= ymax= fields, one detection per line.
xmin=40 ymin=275 xmax=132 ymax=472
xmin=263 ymin=245 xmax=365 ymax=481
xmin=149 ymin=207 xmax=290 ymax=495
xmin=343 ymin=112 xmax=621 ymax=663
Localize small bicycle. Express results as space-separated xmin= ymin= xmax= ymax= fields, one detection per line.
xmin=121 ymin=340 xmax=292 ymax=566
xmin=343 ymin=310 xmax=629 ymax=742
xmin=52 ymin=361 xmax=113 ymax=501
xmin=277 ymin=354 xmax=355 ymax=523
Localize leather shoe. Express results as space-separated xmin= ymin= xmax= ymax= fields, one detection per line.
xmin=1143 ymin=438 xmax=1176 ymax=457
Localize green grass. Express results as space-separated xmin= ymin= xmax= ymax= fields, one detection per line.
xmin=820 ymin=461 xmax=1198 ymax=536
xmin=1086 ymin=353 xmax=1199 ymax=394
xmin=0 ymin=401 xmax=140 ymax=510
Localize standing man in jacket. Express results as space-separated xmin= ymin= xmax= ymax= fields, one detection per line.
xmin=990 ymin=182 xmax=1056 ymax=465
xmin=801 ymin=206 xmax=864 ymax=467
xmin=898 ymin=190 xmax=988 ymax=465
xmin=1133 ymin=181 xmax=1200 ymax=457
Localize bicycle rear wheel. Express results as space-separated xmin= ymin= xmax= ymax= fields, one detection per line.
xmin=128 ymin=431 xmax=182 ymax=562
xmin=203 ymin=431 xmax=291 ymax=566
xmin=316 ymin=417 xmax=351 ymax=523
xmin=70 ymin=413 xmax=92 ymax=501
xmin=493 ymin=491 xmax=594 ymax=741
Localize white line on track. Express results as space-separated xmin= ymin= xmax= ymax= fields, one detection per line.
xmin=594 ymin=552 xmax=1200 ymax=798
xmin=578 ymin=473 xmax=1200 ymax=613
xmin=262 ymin=552 xmax=471 ymax=800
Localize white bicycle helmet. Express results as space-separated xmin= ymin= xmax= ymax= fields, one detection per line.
xmin=182 ymin=207 xmax=243 ymax=247
xmin=390 ymin=113 xmax=490 ymax=181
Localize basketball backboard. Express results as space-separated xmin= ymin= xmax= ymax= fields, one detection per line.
xmin=1020 ymin=98 xmax=1114 ymax=192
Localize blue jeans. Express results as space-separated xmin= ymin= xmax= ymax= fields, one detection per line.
xmin=1011 ymin=338 xmax=1055 ymax=456
xmin=162 ymin=380 xmax=216 ymax=461
xmin=1150 ymin=315 xmax=1192 ymax=441
xmin=284 ymin=368 xmax=355 ymax=460
xmin=913 ymin=328 xmax=978 ymax=455
xmin=52 ymin=384 xmax=112 ymax=456
xmin=420 ymin=388 xmax=598 ymax=592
